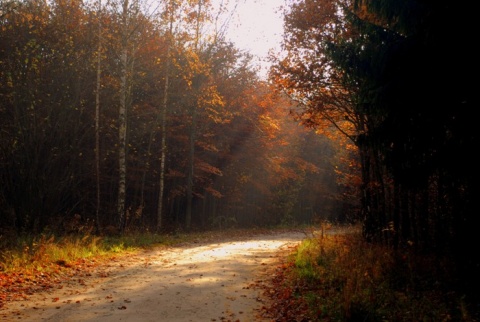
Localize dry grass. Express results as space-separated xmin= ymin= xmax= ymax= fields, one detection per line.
xmin=279 ymin=225 xmax=478 ymax=321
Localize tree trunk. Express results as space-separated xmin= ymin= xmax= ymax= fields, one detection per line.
xmin=156 ymin=0 xmax=175 ymax=231
xmin=117 ymin=0 xmax=129 ymax=232
xmin=186 ymin=107 xmax=196 ymax=230
xmin=95 ymin=0 xmax=102 ymax=233
xmin=185 ymin=0 xmax=203 ymax=230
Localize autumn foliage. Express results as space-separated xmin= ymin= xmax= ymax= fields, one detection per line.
xmin=0 ymin=0 xmax=359 ymax=236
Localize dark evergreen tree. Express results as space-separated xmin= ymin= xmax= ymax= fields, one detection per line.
xmin=330 ymin=0 xmax=477 ymax=299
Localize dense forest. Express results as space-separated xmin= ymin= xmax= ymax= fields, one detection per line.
xmin=270 ymin=0 xmax=477 ymax=303
xmin=0 ymin=0 xmax=359 ymax=235
xmin=1 ymin=0 xmax=477 ymax=305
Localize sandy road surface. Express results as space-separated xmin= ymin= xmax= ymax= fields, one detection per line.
xmin=1 ymin=230 xmax=306 ymax=322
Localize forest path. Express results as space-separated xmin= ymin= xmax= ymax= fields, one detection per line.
xmin=1 ymin=229 xmax=307 ymax=322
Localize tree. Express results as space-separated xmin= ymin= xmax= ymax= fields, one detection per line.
xmin=94 ymin=0 xmax=103 ymax=233
xmin=108 ymin=0 xmax=154 ymax=231
xmin=0 ymin=0 xmax=97 ymax=233
xmin=271 ymin=0 xmax=366 ymax=225
xmin=348 ymin=0 xmax=478 ymax=296
xmin=275 ymin=0 xmax=478 ymax=301
xmin=116 ymin=0 xmax=130 ymax=232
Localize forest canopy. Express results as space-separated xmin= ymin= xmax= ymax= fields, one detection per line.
xmin=0 ymin=0 xmax=359 ymax=235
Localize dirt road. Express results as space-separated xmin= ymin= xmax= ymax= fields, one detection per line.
xmin=1 ymin=230 xmax=306 ymax=322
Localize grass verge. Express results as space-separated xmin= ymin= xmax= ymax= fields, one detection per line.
xmin=0 ymin=229 xmax=201 ymax=307
xmin=262 ymin=225 xmax=478 ymax=321
xmin=0 ymin=226 xmax=281 ymax=308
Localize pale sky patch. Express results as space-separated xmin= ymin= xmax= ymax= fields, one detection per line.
xmin=219 ymin=0 xmax=285 ymax=78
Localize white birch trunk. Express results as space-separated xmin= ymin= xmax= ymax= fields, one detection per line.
xmin=117 ymin=0 xmax=129 ymax=231
xmin=157 ymin=1 xmax=174 ymax=231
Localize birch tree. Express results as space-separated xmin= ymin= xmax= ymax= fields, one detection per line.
xmin=117 ymin=0 xmax=129 ymax=231
xmin=185 ymin=0 xmax=207 ymax=230
xmin=114 ymin=0 xmax=145 ymax=231
xmin=156 ymin=0 xmax=176 ymax=230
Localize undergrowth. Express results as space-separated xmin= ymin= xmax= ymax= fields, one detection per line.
xmin=2 ymin=226 xmax=478 ymax=321
xmin=0 ymin=226 xmax=275 ymax=276
xmin=273 ymin=226 xmax=478 ymax=321
xmin=0 ymin=230 xmax=181 ymax=275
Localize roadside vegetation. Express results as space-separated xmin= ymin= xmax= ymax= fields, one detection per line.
xmin=0 ymin=226 xmax=274 ymax=308
xmin=0 ymin=227 xmax=285 ymax=310
xmin=2 ymin=225 xmax=478 ymax=321
xmin=262 ymin=225 xmax=479 ymax=321
xmin=0 ymin=230 xmax=170 ymax=307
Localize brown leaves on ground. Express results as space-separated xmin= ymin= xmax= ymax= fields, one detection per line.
xmin=0 ymin=258 xmax=101 ymax=309
xmin=256 ymin=256 xmax=312 ymax=321
xmin=0 ymin=228 xmax=305 ymax=319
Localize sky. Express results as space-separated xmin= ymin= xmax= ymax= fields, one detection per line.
xmin=218 ymin=0 xmax=286 ymax=78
